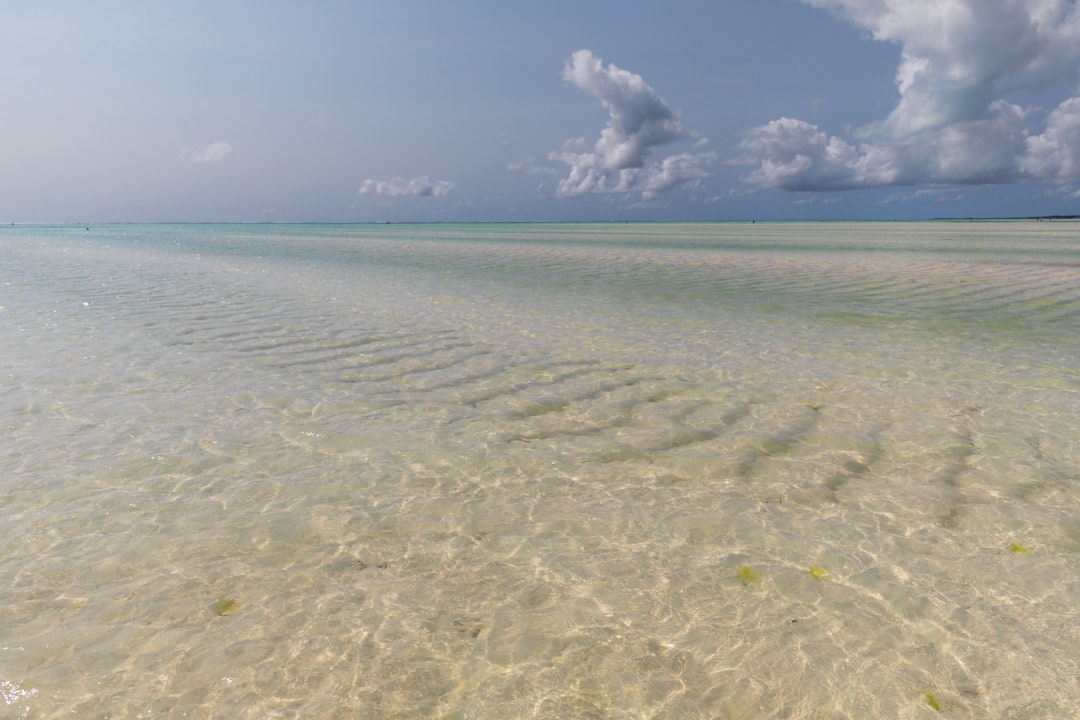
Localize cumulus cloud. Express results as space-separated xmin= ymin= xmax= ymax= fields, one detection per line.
xmin=740 ymin=0 xmax=1080 ymax=192
xmin=358 ymin=176 xmax=455 ymax=198
xmin=742 ymin=101 xmax=1030 ymax=190
xmin=182 ymin=141 xmax=233 ymax=164
xmin=545 ymin=50 xmax=713 ymax=200
xmin=1022 ymin=96 xmax=1080 ymax=182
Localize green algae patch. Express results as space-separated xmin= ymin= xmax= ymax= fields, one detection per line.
xmin=923 ymin=692 xmax=941 ymax=711
xmin=736 ymin=565 xmax=760 ymax=586
xmin=807 ymin=566 xmax=829 ymax=580
xmin=1010 ymin=542 xmax=1029 ymax=553
xmin=213 ymin=597 xmax=239 ymax=616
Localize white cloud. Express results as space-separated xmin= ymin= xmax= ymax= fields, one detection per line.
xmin=741 ymin=102 xmax=1030 ymax=191
xmin=1022 ymin=97 xmax=1080 ymax=182
xmin=561 ymin=49 xmax=684 ymax=171
xmin=741 ymin=0 xmax=1080 ymax=192
xmin=545 ymin=50 xmax=713 ymax=200
xmin=740 ymin=118 xmax=868 ymax=192
xmin=358 ymin=176 xmax=455 ymax=198
xmin=639 ymin=152 xmax=713 ymax=200
xmin=182 ymin=141 xmax=233 ymax=164
xmin=506 ymin=157 xmax=559 ymax=175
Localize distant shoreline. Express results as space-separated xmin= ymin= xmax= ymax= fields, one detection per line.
xmin=5 ymin=216 xmax=1079 ymax=227
xmin=932 ymin=214 xmax=1080 ymax=222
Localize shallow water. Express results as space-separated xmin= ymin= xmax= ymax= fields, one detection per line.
xmin=1 ymin=222 xmax=1078 ymax=718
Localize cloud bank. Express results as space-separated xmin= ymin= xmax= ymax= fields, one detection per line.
xmin=741 ymin=0 xmax=1080 ymax=192
xmin=547 ymin=50 xmax=713 ymax=200
xmin=182 ymin=141 xmax=233 ymax=164
xmin=358 ymin=176 xmax=455 ymax=198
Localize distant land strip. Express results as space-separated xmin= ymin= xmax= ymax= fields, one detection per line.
xmin=932 ymin=215 xmax=1080 ymax=221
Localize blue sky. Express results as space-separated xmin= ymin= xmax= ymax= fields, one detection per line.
xmin=3 ymin=0 xmax=1080 ymax=222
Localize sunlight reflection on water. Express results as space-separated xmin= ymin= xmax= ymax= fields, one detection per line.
xmin=1 ymin=222 xmax=1078 ymax=718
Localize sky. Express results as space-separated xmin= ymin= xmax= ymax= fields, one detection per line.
xmin=3 ymin=0 xmax=1080 ymax=222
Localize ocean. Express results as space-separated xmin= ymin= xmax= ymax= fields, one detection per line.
xmin=1 ymin=221 xmax=1078 ymax=718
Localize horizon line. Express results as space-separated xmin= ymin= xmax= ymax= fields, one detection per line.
xmin=6 ymin=215 xmax=1079 ymax=227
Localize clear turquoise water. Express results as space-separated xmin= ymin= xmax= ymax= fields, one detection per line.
xmin=1 ymin=222 xmax=1078 ymax=718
